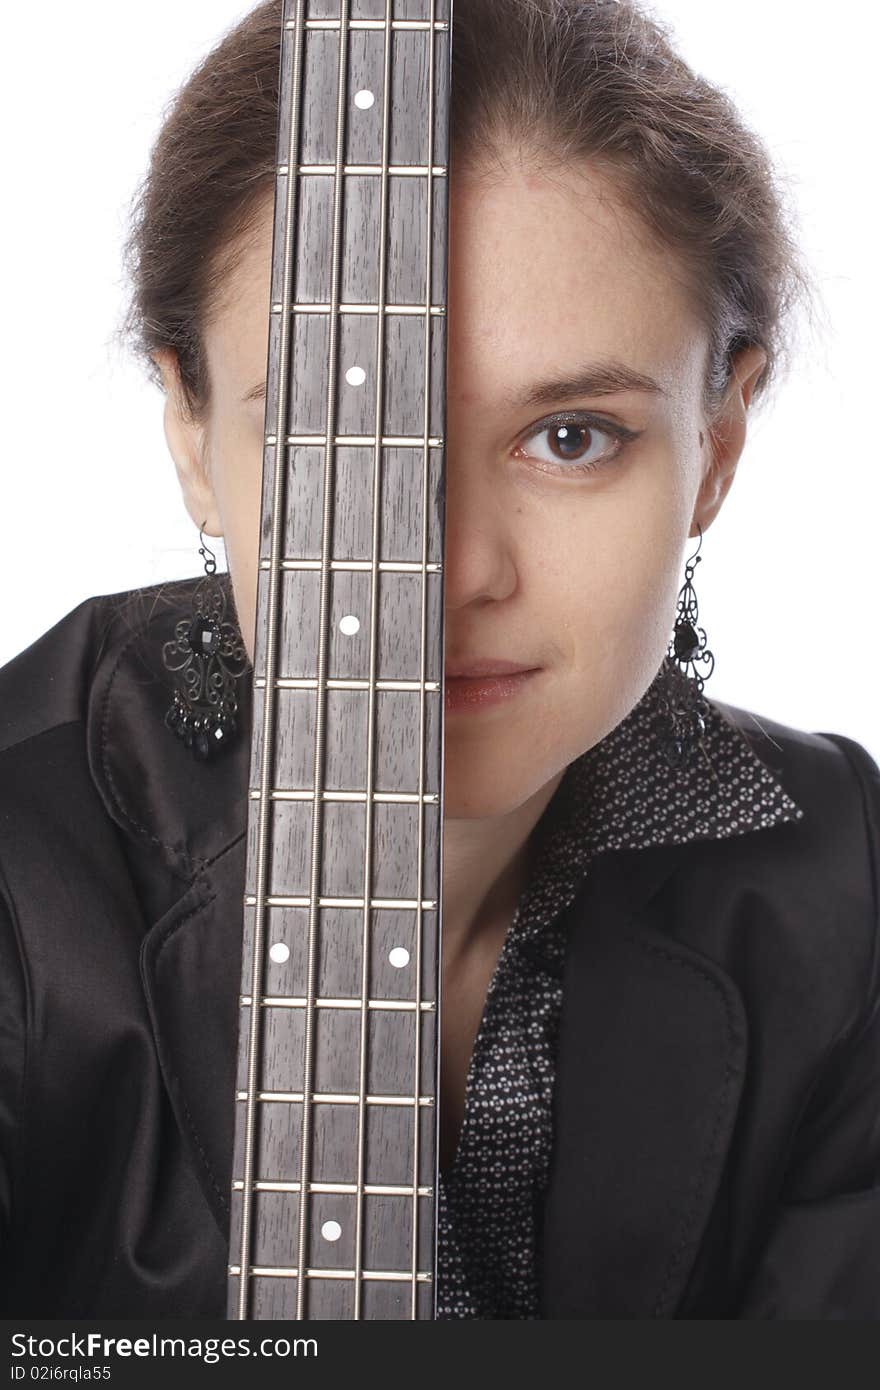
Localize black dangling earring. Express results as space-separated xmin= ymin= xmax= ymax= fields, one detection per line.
xmin=657 ymin=524 xmax=716 ymax=769
xmin=162 ymin=525 xmax=248 ymax=760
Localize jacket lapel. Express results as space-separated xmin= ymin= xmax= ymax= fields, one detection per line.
xmin=86 ymin=580 xmax=253 ymax=1238
xmin=539 ymin=842 xmax=748 ymax=1318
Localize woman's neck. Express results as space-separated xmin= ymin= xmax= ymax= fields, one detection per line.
xmin=441 ymin=769 xmax=565 ymax=964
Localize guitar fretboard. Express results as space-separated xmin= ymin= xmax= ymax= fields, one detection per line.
xmin=228 ymin=0 xmax=450 ymax=1321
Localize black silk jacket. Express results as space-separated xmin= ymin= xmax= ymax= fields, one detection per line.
xmin=0 ymin=579 xmax=879 ymax=1320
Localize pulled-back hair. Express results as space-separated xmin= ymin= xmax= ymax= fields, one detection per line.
xmin=123 ymin=0 xmax=812 ymax=420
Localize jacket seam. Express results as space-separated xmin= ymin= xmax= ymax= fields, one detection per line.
xmin=0 ymin=593 xmax=114 ymax=761
xmin=201 ymin=830 xmax=247 ymax=873
xmin=98 ymin=625 xmax=198 ymax=871
xmin=0 ymin=718 xmax=84 ymax=763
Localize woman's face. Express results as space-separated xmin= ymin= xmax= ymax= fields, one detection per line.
xmin=161 ymin=157 xmax=764 ymax=820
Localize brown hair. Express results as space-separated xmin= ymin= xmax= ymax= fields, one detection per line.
xmin=123 ymin=0 xmax=813 ymax=421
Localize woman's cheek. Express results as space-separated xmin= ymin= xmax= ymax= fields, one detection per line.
xmin=211 ymin=450 xmax=262 ymax=664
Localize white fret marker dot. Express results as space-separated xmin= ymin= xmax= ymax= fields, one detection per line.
xmin=354 ymin=89 xmax=375 ymax=110
xmin=339 ymin=614 xmax=360 ymax=636
xmin=269 ymin=942 xmax=290 ymax=964
xmin=345 ymin=365 xmax=366 ymax=387
xmin=321 ymin=1220 xmax=342 ymax=1242
xmin=389 ymin=947 xmax=410 ymax=969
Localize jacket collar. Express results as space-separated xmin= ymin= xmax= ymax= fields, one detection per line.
xmin=86 ymin=578 xmax=252 ymax=919
xmin=86 ymin=578 xmax=806 ymax=1315
xmin=515 ymin=659 xmax=804 ymax=953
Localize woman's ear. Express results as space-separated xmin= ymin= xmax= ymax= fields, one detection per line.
xmin=152 ymin=348 xmax=223 ymax=537
xmin=692 ymin=344 xmax=768 ymax=536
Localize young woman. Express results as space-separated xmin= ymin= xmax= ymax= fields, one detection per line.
xmin=0 ymin=0 xmax=877 ymax=1319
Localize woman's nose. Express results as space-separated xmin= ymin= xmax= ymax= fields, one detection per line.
xmin=442 ymin=451 xmax=518 ymax=613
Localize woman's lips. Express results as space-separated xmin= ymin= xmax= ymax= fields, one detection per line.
xmin=444 ymin=661 xmax=542 ymax=714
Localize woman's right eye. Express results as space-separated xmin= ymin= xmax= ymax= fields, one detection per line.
xmin=512 ymin=412 xmax=639 ymax=475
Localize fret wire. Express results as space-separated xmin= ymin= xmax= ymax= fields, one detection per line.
xmin=297 ymin=19 xmax=449 ymax=31
xmin=277 ymin=164 xmax=448 ymax=176
xmin=258 ymin=560 xmax=443 ymax=573
xmin=235 ymin=1091 xmax=435 ymax=1106
xmin=247 ymin=789 xmax=440 ymax=804
xmin=271 ymin=302 xmax=446 ymax=315
xmin=294 ymin=0 xmax=354 ymax=1322
xmin=229 ymin=1265 xmax=433 ymax=1282
xmin=266 ymin=435 xmax=444 ymax=446
xmin=235 ymin=0 xmax=307 ymax=1324
xmin=254 ymin=678 xmax=442 ymax=691
xmin=232 ymin=1180 xmax=433 ymax=1196
xmin=244 ymin=895 xmax=438 ymax=910
xmin=240 ymin=996 xmax=436 ymax=1011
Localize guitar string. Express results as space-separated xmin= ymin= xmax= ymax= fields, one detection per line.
xmin=235 ymin=0 xmax=307 ymax=1322
xmin=294 ymin=0 xmax=355 ymax=1321
xmin=411 ymin=0 xmax=443 ymax=1321
xmin=351 ymin=0 xmax=394 ymax=1321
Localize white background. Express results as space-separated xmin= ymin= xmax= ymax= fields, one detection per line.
xmin=1 ymin=1 xmax=877 ymax=760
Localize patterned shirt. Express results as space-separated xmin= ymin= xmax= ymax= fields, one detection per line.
xmin=435 ymin=658 xmax=805 ymax=1318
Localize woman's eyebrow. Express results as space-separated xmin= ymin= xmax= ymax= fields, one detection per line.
xmin=509 ymin=359 xmax=668 ymax=409
xmin=242 ymin=360 xmax=666 ymax=408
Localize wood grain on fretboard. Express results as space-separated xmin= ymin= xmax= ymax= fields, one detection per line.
xmin=228 ymin=0 xmax=450 ymax=1320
